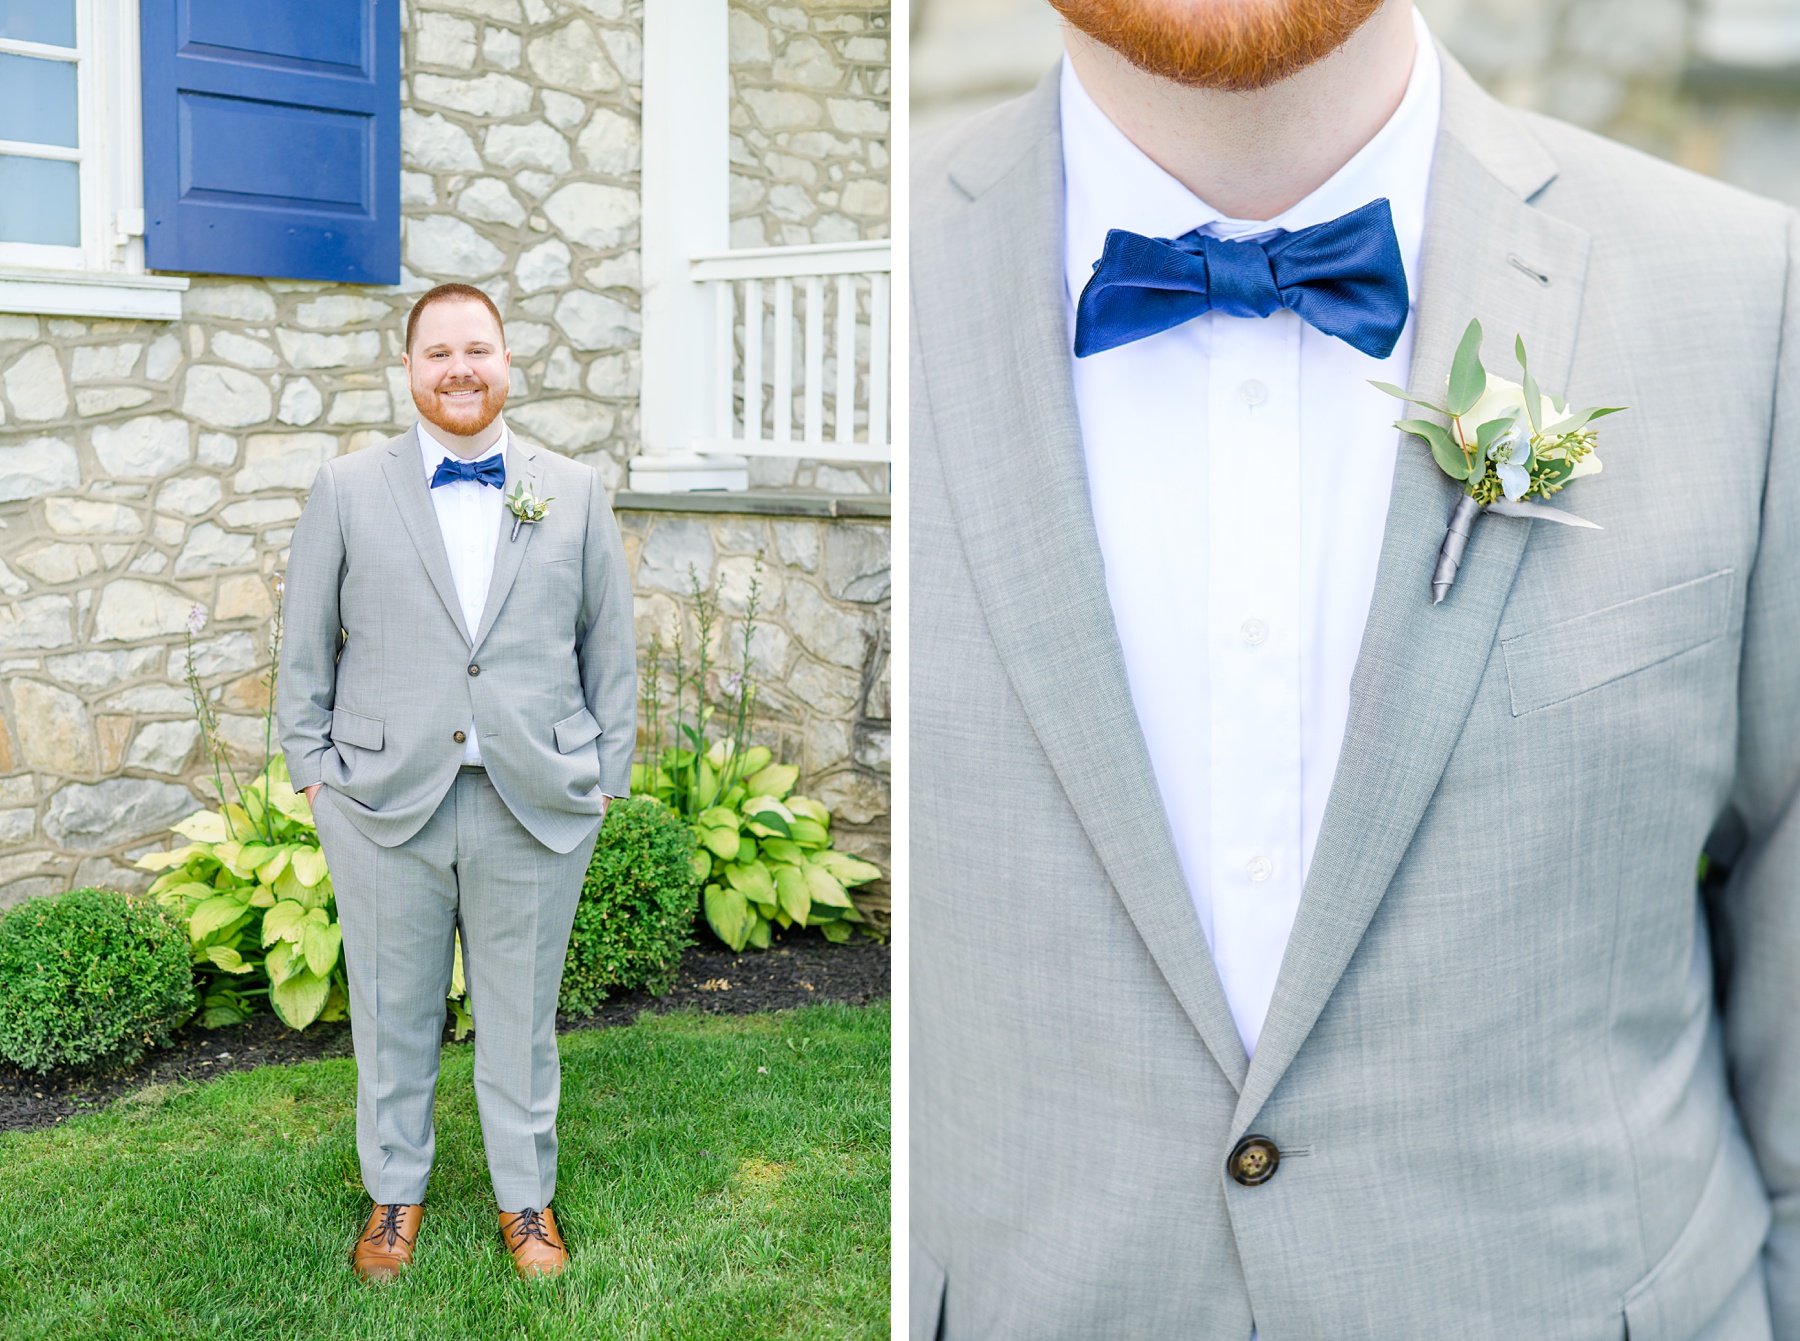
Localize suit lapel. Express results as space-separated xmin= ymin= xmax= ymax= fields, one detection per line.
xmin=922 ymin=75 xmax=1249 ymax=1090
xmin=1231 ymin=52 xmax=1594 ymax=1135
xmin=471 ymin=431 xmax=538 ymax=653
xmin=381 ymin=426 xmax=473 ymax=646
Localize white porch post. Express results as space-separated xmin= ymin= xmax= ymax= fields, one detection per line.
xmin=635 ymin=0 xmax=747 ymax=491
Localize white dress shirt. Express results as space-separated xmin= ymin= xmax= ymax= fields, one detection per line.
xmin=1062 ymin=9 xmax=1442 ymax=1057
xmin=417 ymin=418 xmax=507 ymax=766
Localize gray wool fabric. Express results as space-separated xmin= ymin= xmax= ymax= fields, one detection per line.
xmin=910 ymin=48 xmax=1800 ymax=1341
xmin=312 ymin=771 xmax=595 ymax=1210
xmin=277 ymin=425 xmax=635 ymax=1210
xmin=278 ymin=427 xmax=636 ymax=855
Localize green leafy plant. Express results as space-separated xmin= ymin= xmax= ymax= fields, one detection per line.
xmin=138 ymin=757 xmax=346 ymax=1030
xmin=0 ymin=887 xmax=196 ymax=1074
xmin=560 ymin=796 xmax=699 ymax=1015
xmin=633 ymin=567 xmax=883 ymax=951
xmin=139 ymin=586 xmax=471 ymax=1034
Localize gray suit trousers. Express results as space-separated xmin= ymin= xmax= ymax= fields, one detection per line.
xmin=312 ymin=770 xmax=599 ymax=1211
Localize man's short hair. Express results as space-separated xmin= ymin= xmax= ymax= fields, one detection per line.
xmin=405 ymin=283 xmax=506 ymax=353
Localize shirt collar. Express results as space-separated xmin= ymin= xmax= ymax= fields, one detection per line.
xmin=1061 ymin=6 xmax=1442 ymax=313
xmin=417 ymin=417 xmax=509 ymax=480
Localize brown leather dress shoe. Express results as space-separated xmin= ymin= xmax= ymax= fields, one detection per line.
xmin=498 ymin=1205 xmax=569 ymax=1279
xmin=352 ymin=1202 xmax=422 ymax=1281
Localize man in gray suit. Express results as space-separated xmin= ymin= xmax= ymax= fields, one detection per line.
xmin=912 ymin=1 xmax=1799 ymax=1337
xmin=279 ymin=283 xmax=634 ymax=1280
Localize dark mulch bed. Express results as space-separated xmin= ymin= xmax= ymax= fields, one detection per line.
xmin=0 ymin=928 xmax=888 ymax=1135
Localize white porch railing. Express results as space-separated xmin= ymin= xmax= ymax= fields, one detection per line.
xmin=630 ymin=240 xmax=890 ymax=493
xmin=690 ymin=239 xmax=890 ymax=464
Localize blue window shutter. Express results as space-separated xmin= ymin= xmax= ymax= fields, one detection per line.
xmin=141 ymin=0 xmax=399 ymax=284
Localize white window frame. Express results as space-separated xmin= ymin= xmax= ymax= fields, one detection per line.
xmin=0 ymin=0 xmax=186 ymax=318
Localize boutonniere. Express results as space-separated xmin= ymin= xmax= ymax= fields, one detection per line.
xmin=503 ymin=479 xmax=553 ymax=542
xmin=1375 ymin=319 xmax=1626 ymax=603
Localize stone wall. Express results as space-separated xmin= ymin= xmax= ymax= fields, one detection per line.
xmin=619 ymin=504 xmax=891 ymax=924
xmin=0 ymin=0 xmax=891 ymax=908
xmin=728 ymin=0 xmax=892 ymax=248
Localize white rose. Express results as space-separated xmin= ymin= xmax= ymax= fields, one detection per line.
xmin=1464 ymin=372 xmax=1573 ymax=438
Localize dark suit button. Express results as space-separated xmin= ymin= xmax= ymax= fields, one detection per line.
xmin=1229 ymin=1136 xmax=1280 ymax=1186
xmin=452 ymin=730 xmax=466 ymax=743
xmin=468 ymin=664 xmax=480 ymax=676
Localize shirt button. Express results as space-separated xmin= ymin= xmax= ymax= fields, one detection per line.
xmin=1229 ymin=1135 xmax=1280 ymax=1186
xmin=1239 ymin=379 xmax=1268 ymax=406
xmin=1240 ymin=617 xmax=1268 ymax=645
xmin=1246 ymin=855 xmax=1272 ymax=882
xmin=468 ymin=664 xmax=480 ymax=676
xmin=453 ymin=730 xmax=467 ymax=744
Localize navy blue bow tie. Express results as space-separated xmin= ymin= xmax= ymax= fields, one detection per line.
xmin=1074 ymin=197 xmax=1409 ymax=360
xmin=430 ymin=453 xmax=507 ymax=490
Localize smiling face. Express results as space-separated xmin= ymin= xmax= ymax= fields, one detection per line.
xmin=1050 ymin=0 xmax=1385 ymax=90
xmin=402 ymin=297 xmax=510 ymax=443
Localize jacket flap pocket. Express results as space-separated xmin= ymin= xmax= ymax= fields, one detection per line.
xmin=1502 ymin=569 xmax=1733 ymax=717
xmin=331 ymin=707 xmax=384 ymax=751
xmin=537 ymin=542 xmax=580 ymax=564
xmin=553 ymin=708 xmax=602 ymax=754
xmin=910 ymin=1233 xmax=947 ymax=1341
xmin=1621 ymin=1124 xmax=1770 ymax=1341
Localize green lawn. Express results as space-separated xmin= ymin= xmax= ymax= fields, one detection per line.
xmin=0 ymin=1003 xmax=889 ymax=1341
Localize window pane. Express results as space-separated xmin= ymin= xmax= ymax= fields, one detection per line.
xmin=0 ymin=155 xmax=79 ymax=246
xmin=0 ymin=54 xmax=78 ymax=148
xmin=0 ymin=0 xmax=75 ymax=48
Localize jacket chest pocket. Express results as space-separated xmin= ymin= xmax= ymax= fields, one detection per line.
xmin=1501 ymin=569 xmax=1734 ymax=717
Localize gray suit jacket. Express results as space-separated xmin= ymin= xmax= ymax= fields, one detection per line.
xmin=278 ymin=426 xmax=635 ymax=855
xmin=911 ymin=51 xmax=1800 ymax=1341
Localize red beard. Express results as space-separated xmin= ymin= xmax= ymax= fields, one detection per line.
xmin=1050 ymin=0 xmax=1386 ymax=91
xmin=414 ymin=376 xmax=507 ymax=438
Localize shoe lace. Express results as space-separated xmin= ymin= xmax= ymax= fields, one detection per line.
xmin=507 ymin=1207 xmax=561 ymax=1250
xmin=364 ymin=1204 xmax=414 ymax=1251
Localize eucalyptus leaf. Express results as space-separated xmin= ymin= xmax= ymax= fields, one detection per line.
xmin=1520 ymin=363 xmax=1543 ymax=435
xmin=1397 ymin=418 xmax=1469 ymax=481
xmin=1447 ymin=319 xmax=1486 ymax=416
xmin=1368 ymin=380 xmax=1452 ymax=415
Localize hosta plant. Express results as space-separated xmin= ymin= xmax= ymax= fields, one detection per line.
xmin=138 ymin=756 xmax=345 ymax=1030
xmin=633 ymin=738 xmax=882 ymax=951
xmin=139 ymin=757 xmax=475 ymax=1036
xmin=143 ymin=582 xmax=473 ymax=1034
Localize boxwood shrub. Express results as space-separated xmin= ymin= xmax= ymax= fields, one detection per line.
xmin=560 ymin=797 xmax=698 ymax=1016
xmin=0 ymin=887 xmax=196 ymax=1074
